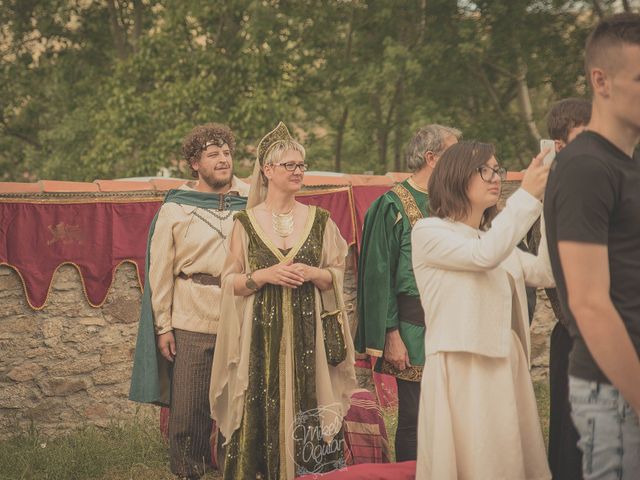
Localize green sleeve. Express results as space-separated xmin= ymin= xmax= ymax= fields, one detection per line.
xmin=355 ymin=195 xmax=401 ymax=355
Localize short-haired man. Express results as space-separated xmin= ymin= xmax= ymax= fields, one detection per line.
xmin=355 ymin=124 xmax=461 ymax=461
xmin=544 ymin=97 xmax=591 ymax=480
xmin=130 ymin=123 xmax=249 ymax=479
xmin=544 ymin=14 xmax=640 ymax=480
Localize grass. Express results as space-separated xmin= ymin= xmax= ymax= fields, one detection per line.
xmin=0 ymin=413 xmax=220 ymax=480
xmin=0 ymin=382 xmax=550 ymax=479
xmin=534 ymin=379 xmax=551 ymax=449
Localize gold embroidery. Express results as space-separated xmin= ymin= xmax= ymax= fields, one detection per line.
xmin=390 ymin=183 xmax=424 ymax=228
xmin=379 ymin=358 xmax=423 ymax=382
xmin=279 ymin=287 xmax=291 ymax=479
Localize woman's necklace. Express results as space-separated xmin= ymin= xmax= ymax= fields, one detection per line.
xmin=271 ymin=206 xmax=295 ymax=237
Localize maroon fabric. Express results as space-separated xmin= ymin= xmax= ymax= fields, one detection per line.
xmin=0 ymin=201 xmax=157 ymax=308
xmin=297 ymin=187 xmax=356 ymax=247
xmin=343 ymin=390 xmax=390 ymax=465
xmin=351 ymin=185 xmax=391 ymax=248
xmin=0 ymin=187 xmax=376 ymax=309
xmin=296 ymin=461 xmax=416 ymax=480
xmin=372 ymin=371 xmax=398 ymax=409
xmin=355 ymin=357 xmax=398 ymax=409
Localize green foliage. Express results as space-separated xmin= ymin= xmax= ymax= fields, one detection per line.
xmin=0 ymin=0 xmax=630 ymax=181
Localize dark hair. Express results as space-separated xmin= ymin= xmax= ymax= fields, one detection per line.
xmin=182 ymin=123 xmax=236 ymax=178
xmin=585 ymin=13 xmax=640 ymax=88
xmin=428 ymin=141 xmax=498 ymax=230
xmin=546 ymin=98 xmax=591 ymax=142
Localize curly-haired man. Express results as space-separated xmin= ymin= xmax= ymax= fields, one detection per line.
xmin=130 ymin=123 xmax=249 ymax=479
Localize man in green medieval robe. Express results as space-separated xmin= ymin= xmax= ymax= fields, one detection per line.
xmin=356 ymin=124 xmax=460 ymax=462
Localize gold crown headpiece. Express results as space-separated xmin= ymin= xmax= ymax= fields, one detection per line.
xmin=257 ymin=121 xmax=293 ymax=166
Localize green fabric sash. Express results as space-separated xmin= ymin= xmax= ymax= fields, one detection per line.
xmin=128 ymin=188 xmax=247 ymax=406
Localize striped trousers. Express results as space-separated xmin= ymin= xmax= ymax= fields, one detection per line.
xmin=169 ymin=329 xmax=216 ymax=478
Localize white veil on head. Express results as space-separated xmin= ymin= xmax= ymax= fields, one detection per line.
xmin=246 ymin=121 xmax=295 ymax=209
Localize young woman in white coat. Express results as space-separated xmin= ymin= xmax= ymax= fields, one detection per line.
xmin=412 ymin=141 xmax=554 ymax=480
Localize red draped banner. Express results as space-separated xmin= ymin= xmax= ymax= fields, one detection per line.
xmin=0 ymin=186 xmax=386 ymax=310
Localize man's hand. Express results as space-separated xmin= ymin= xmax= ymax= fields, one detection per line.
xmin=384 ymin=330 xmax=411 ymax=371
xmin=157 ymin=331 xmax=176 ymax=362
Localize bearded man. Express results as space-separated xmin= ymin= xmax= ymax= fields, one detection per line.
xmin=130 ymin=123 xmax=249 ymax=479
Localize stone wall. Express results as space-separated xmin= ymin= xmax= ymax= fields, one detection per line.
xmin=0 ymin=262 xmax=150 ymax=438
xmin=0 ymin=251 xmax=360 ymax=439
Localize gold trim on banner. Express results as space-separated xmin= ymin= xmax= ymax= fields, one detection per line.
xmin=0 ymin=191 xmax=165 ymax=204
xmin=0 ymin=260 xmax=144 ymax=311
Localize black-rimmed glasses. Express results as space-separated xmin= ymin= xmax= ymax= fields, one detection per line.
xmin=477 ymin=165 xmax=507 ymax=182
xmin=273 ymin=162 xmax=308 ymax=172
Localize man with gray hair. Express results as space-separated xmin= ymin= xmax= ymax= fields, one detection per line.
xmin=356 ymin=124 xmax=460 ymax=461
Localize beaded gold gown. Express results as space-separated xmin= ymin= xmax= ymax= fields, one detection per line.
xmin=210 ymin=206 xmax=358 ymax=480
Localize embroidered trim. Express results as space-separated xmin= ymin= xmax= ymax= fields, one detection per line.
xmin=390 ymin=183 xmax=424 ymax=228
xmin=365 ymin=347 xmax=383 ymax=357
xmin=379 ymin=359 xmax=423 ymax=382
xmin=279 ymin=287 xmax=291 ymax=477
xmin=0 ymin=191 xmax=165 ymax=204
xmin=246 ymin=206 xmax=317 ymax=263
xmin=0 ymin=260 xmax=143 ymax=310
xmin=191 ymin=209 xmax=228 ymax=240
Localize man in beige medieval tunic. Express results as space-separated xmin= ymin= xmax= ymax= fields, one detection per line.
xmin=131 ymin=123 xmax=249 ymax=479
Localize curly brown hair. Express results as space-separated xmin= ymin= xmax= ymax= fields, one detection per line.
xmin=182 ymin=123 xmax=236 ymax=178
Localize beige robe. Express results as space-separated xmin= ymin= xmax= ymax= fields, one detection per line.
xmin=149 ymin=178 xmax=249 ymax=335
xmin=209 ymin=208 xmax=358 ymax=479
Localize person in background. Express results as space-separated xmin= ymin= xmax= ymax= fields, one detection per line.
xmin=545 ymin=97 xmax=591 ymax=480
xmin=355 ymin=124 xmax=460 ymax=462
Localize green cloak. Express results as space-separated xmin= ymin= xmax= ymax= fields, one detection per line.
xmin=355 ymin=179 xmax=428 ymax=382
xmin=128 ymin=188 xmax=247 ymax=406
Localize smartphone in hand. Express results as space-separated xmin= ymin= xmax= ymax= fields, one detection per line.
xmin=540 ymin=139 xmax=556 ymax=166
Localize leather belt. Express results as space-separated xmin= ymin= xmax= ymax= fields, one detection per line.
xmin=397 ymin=294 xmax=425 ymax=327
xmin=178 ymin=272 xmax=221 ymax=286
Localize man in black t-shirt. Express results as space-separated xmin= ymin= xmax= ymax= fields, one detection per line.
xmin=544 ymin=14 xmax=640 ymax=480
xmin=545 ymin=98 xmax=591 ymax=480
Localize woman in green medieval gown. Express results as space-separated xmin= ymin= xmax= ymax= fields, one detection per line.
xmin=209 ymin=122 xmax=357 ymax=480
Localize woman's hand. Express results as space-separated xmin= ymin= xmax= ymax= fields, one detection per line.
xmin=253 ymin=260 xmax=305 ymax=289
xmin=291 ymin=263 xmax=333 ymax=290
xmin=520 ymin=149 xmax=551 ymax=200
xmin=290 ymin=263 xmax=319 ymax=282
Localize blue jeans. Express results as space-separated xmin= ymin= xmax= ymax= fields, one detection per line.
xmin=569 ymin=376 xmax=640 ymax=480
